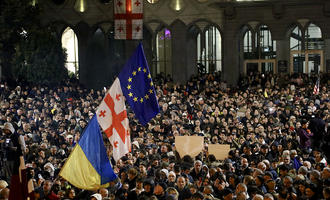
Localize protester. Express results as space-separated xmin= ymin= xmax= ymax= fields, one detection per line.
xmin=0 ymin=71 xmax=329 ymax=199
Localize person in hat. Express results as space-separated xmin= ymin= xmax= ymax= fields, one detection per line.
xmin=1 ymin=122 xmax=25 ymax=183
xmin=90 ymin=193 xmax=102 ymax=200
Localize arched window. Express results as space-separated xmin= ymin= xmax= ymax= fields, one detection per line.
xmin=205 ymin=26 xmax=222 ymax=72
xmin=290 ymin=26 xmax=302 ymax=50
xmin=61 ymin=27 xmax=79 ymax=77
xmin=256 ymin=25 xmax=276 ymax=59
xmin=244 ymin=30 xmax=252 ymax=53
xmin=196 ymin=26 xmax=222 ymax=73
xmin=289 ymin=23 xmax=324 ymax=74
xmin=156 ymin=28 xmax=172 ymax=77
xmin=196 ymin=32 xmax=203 ymax=69
xmin=305 ymin=23 xmax=322 ymax=50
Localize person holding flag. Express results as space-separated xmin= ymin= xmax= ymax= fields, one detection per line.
xmin=59 ymin=43 xmax=160 ymax=190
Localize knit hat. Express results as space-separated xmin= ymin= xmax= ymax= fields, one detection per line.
xmin=3 ymin=122 xmax=15 ymax=134
xmin=160 ymin=169 xmax=169 ymax=177
xmin=132 ymin=141 xmax=140 ymax=149
xmin=90 ymin=193 xmax=102 ymax=200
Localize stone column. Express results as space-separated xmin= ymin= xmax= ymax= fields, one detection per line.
xmin=222 ymin=26 xmax=240 ymax=87
xmin=324 ymin=39 xmax=330 ymax=73
xmin=276 ymin=39 xmax=290 ymax=73
xmin=171 ymin=20 xmax=188 ymax=83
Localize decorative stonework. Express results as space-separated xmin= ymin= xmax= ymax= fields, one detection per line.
xmin=297 ymin=19 xmax=310 ymax=28
xmin=324 ymin=1 xmax=330 ymax=17
xmin=224 ymin=4 xmax=236 ymax=20
xmin=272 ymin=3 xmax=284 ymax=19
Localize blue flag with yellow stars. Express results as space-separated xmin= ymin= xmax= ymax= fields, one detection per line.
xmin=118 ymin=43 xmax=160 ymax=125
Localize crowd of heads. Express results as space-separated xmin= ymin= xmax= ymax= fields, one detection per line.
xmin=0 ymin=71 xmax=329 ymax=200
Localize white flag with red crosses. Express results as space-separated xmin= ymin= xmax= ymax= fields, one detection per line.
xmin=114 ymin=0 xmax=143 ymax=40
xmin=96 ymin=78 xmax=131 ymax=161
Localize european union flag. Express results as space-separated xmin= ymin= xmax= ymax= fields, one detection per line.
xmin=118 ymin=43 xmax=160 ymax=125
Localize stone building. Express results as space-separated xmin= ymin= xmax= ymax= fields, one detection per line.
xmin=38 ymin=0 xmax=330 ymax=88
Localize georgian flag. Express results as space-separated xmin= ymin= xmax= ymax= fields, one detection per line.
xmin=96 ymin=78 xmax=130 ymax=161
xmin=114 ymin=0 xmax=143 ymax=40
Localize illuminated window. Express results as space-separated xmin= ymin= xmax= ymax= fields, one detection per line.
xmin=197 ymin=26 xmax=222 ymax=73
xmin=290 ymin=26 xmax=302 ymax=51
xmin=305 ymin=23 xmax=322 ymax=50
xmin=255 ymin=25 xmax=276 ymax=59
xmin=61 ymin=27 xmax=79 ymax=77
xmin=244 ymin=30 xmax=252 ymax=52
xmin=156 ymin=28 xmax=172 ymax=76
xmin=206 ymin=26 xmax=222 ymax=72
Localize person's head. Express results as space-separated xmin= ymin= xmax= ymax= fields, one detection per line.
xmin=266 ymin=179 xmax=276 ymax=191
xmin=252 ymin=194 xmax=264 ymax=200
xmin=236 ymin=191 xmax=247 ymax=200
xmin=264 ymin=193 xmax=274 ymax=200
xmin=255 ymin=175 xmax=264 ymax=186
xmin=99 ymin=188 xmax=109 ymax=198
xmin=323 ymin=187 xmax=330 ymax=199
xmin=176 ymin=176 xmax=186 ymax=190
xmin=143 ymin=179 xmax=155 ymax=193
xmin=0 ymin=188 xmax=10 ymax=200
xmin=305 ymin=183 xmax=317 ymax=198
xmin=90 ymin=193 xmax=102 ymax=200
xmin=166 ymin=187 xmax=179 ymax=199
xmin=191 ymin=192 xmax=204 ymax=200
xmin=222 ymin=188 xmax=233 ymax=200
xmin=57 ymin=190 xmax=66 ymax=199
xmin=303 ymin=161 xmax=312 ymax=170
xmin=283 ymin=176 xmax=294 ymax=189
xmin=263 ymin=172 xmax=273 ymax=182
xmin=203 ymin=185 xmax=213 ymax=195
xmin=283 ymin=156 xmax=291 ymax=165
xmin=310 ymin=170 xmax=321 ymax=183
xmin=235 ymin=183 xmax=247 ymax=194
xmin=43 ymin=180 xmax=53 ymax=194
xmin=322 ymin=167 xmax=330 ymax=179
xmin=257 ymin=162 xmax=266 ymax=172
xmin=154 ymin=182 xmax=167 ymax=196
xmin=66 ymin=188 xmax=75 ymax=199
xmin=298 ymin=166 xmax=308 ymax=176
xmin=127 ymin=168 xmax=138 ymax=180
xmin=279 ymin=164 xmax=289 ymax=177
xmin=139 ymin=163 xmax=147 ymax=174
xmin=3 ymin=122 xmax=14 ymax=135
xmin=168 ymin=171 xmax=176 ymax=183
xmin=313 ymin=149 xmax=323 ymax=159
xmin=0 ymin=180 xmax=8 ymax=190
xmin=194 ymin=160 xmax=202 ymax=172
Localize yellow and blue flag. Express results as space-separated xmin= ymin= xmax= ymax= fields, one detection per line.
xmin=118 ymin=43 xmax=160 ymax=125
xmin=59 ymin=115 xmax=117 ymax=190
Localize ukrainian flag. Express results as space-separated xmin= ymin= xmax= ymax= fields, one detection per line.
xmin=59 ymin=116 xmax=117 ymax=190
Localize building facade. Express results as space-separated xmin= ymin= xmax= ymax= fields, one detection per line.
xmin=39 ymin=0 xmax=330 ymax=88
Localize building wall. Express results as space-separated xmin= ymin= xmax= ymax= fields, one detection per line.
xmin=39 ymin=0 xmax=330 ymax=88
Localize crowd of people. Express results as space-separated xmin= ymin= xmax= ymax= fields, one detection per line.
xmin=0 ymin=71 xmax=329 ymax=200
